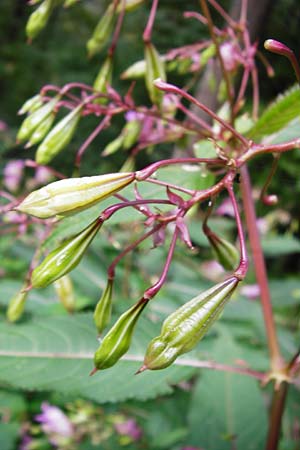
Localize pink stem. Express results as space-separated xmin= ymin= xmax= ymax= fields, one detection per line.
xmin=239 ymin=138 xmax=300 ymax=164
xmin=101 ymin=198 xmax=172 ymax=221
xmin=143 ymin=0 xmax=159 ymax=42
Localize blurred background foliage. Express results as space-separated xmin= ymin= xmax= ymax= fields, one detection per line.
xmin=0 ymin=1 xmax=300 ymax=449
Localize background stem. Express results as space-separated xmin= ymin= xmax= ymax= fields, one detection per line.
xmin=265 ymin=383 xmax=288 ymax=450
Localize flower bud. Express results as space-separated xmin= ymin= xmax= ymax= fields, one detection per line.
xmin=26 ymin=0 xmax=54 ymax=40
xmin=26 ymin=112 xmax=56 ymax=147
xmin=31 ymin=218 xmax=102 ymax=288
xmin=207 ymin=232 xmax=239 ymax=271
xmin=140 ymin=277 xmax=239 ymax=371
xmin=6 ymin=286 xmax=28 ymax=323
xmin=18 ymin=94 xmax=43 ymax=115
xmin=92 ymin=299 xmax=147 ymax=371
xmin=144 ymin=42 xmax=166 ymax=105
xmin=94 ymin=279 xmax=114 ymax=333
xmin=35 ymin=104 xmax=83 ymax=165
xmin=87 ymin=5 xmax=116 ymax=57
xmin=16 ymin=172 xmax=135 ymax=219
xmin=17 ymin=96 xmax=60 ymax=143
xmin=53 ymin=275 xmax=75 ymax=313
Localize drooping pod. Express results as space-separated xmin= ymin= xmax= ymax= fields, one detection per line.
xmin=6 ymin=285 xmax=28 ymax=323
xmin=94 ymin=278 xmax=114 ymax=334
xmin=18 ymin=94 xmax=43 ymax=115
xmin=207 ymin=232 xmax=240 ymax=271
xmin=26 ymin=0 xmax=55 ymax=40
xmin=87 ymin=4 xmax=116 ymax=57
xmin=26 ymin=112 xmax=56 ymax=147
xmin=53 ymin=275 xmax=75 ymax=313
xmin=17 ymin=96 xmax=60 ymax=143
xmin=35 ymin=104 xmax=83 ymax=164
xmin=144 ymin=42 xmax=166 ymax=106
xmin=16 ymin=172 xmax=135 ymax=219
xmin=31 ymin=218 xmax=102 ymax=288
xmin=93 ymin=56 xmax=113 ymax=98
xmin=92 ymin=298 xmax=147 ymax=372
xmin=139 ymin=277 xmax=239 ymax=371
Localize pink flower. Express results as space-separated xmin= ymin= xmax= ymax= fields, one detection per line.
xmin=240 ymin=284 xmax=260 ymax=299
xmin=35 ymin=402 xmax=73 ymax=440
xmin=114 ymin=418 xmax=143 ymax=441
xmin=215 ymin=197 xmax=235 ymax=218
xmin=220 ymin=41 xmax=240 ymax=72
xmin=3 ymin=160 xmax=24 ymax=192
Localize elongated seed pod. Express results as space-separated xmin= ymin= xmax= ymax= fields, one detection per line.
xmin=53 ymin=275 xmax=75 ymax=313
xmin=31 ymin=218 xmax=102 ymax=288
xmin=35 ymin=104 xmax=83 ymax=165
xmin=26 ymin=112 xmax=56 ymax=147
xmin=144 ymin=42 xmax=166 ymax=106
xmin=18 ymin=94 xmax=43 ymax=115
xmin=93 ymin=56 xmax=113 ymax=95
xmin=16 ymin=172 xmax=135 ymax=219
xmin=121 ymin=59 xmax=147 ymax=80
xmin=6 ymin=287 xmax=28 ymax=323
xmin=87 ymin=5 xmax=116 ymax=57
xmin=26 ymin=0 xmax=54 ymax=40
xmin=141 ymin=277 xmax=239 ymax=370
xmin=116 ymin=0 xmax=145 ymax=13
xmin=94 ymin=279 xmax=114 ymax=333
xmin=207 ymin=233 xmax=240 ymax=271
xmin=93 ymin=299 xmax=147 ymax=371
xmin=17 ymin=96 xmax=60 ymax=143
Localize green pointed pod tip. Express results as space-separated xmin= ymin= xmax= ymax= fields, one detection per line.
xmin=86 ymin=4 xmax=116 ymax=57
xmin=26 ymin=112 xmax=56 ymax=148
xmin=92 ymin=298 xmax=148 ymax=372
xmin=144 ymin=42 xmax=166 ymax=106
xmin=26 ymin=0 xmax=54 ymax=40
xmin=139 ymin=277 xmax=239 ymax=371
xmin=94 ymin=278 xmax=114 ymax=333
xmin=6 ymin=286 xmax=28 ymax=323
xmin=18 ymin=94 xmax=43 ymax=115
xmin=207 ymin=232 xmax=240 ymax=271
xmin=53 ymin=275 xmax=75 ymax=313
xmin=35 ymin=104 xmax=83 ymax=165
xmin=16 ymin=171 xmax=135 ymax=219
xmin=31 ymin=218 xmax=102 ymax=289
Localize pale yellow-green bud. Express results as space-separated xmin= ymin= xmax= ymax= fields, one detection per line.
xmin=54 ymin=275 xmax=75 ymax=313
xmin=6 ymin=286 xmax=28 ymax=323
xmin=16 ymin=172 xmax=135 ymax=219
xmin=144 ymin=42 xmax=166 ymax=106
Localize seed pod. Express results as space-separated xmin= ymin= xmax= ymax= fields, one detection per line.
xmin=87 ymin=4 xmax=116 ymax=57
xmin=63 ymin=0 xmax=79 ymax=7
xmin=35 ymin=104 xmax=83 ymax=165
xmin=18 ymin=94 xmax=43 ymax=115
xmin=116 ymin=0 xmax=145 ymax=13
xmin=121 ymin=59 xmax=147 ymax=80
xmin=94 ymin=279 xmax=114 ymax=333
xmin=31 ymin=218 xmax=102 ymax=288
xmin=93 ymin=299 xmax=147 ymax=371
xmin=26 ymin=112 xmax=56 ymax=147
xmin=102 ymin=134 xmax=125 ymax=156
xmin=6 ymin=286 xmax=28 ymax=323
xmin=122 ymin=120 xmax=141 ymax=149
xmin=16 ymin=172 xmax=135 ymax=219
xmin=141 ymin=277 xmax=239 ymax=371
xmin=144 ymin=42 xmax=166 ymax=106
xmin=26 ymin=0 xmax=54 ymax=40
xmin=17 ymin=96 xmax=60 ymax=143
xmin=207 ymin=232 xmax=240 ymax=271
xmin=93 ymin=56 xmax=113 ymax=103
xmin=53 ymin=275 xmax=75 ymax=313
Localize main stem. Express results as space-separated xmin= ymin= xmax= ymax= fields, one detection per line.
xmin=240 ymin=165 xmax=282 ymax=371
xmin=265 ymin=383 xmax=288 ymax=450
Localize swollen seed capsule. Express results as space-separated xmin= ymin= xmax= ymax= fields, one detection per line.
xmin=144 ymin=42 xmax=166 ymax=106
xmin=16 ymin=172 xmax=135 ymax=219
xmin=121 ymin=59 xmax=147 ymax=80
xmin=116 ymin=0 xmax=145 ymax=13
xmin=122 ymin=120 xmax=141 ymax=150
xmin=93 ymin=56 xmax=113 ymax=95
xmin=31 ymin=218 xmax=102 ymax=288
xmin=53 ymin=275 xmax=75 ymax=313
xmin=102 ymin=134 xmax=125 ymax=156
xmin=26 ymin=112 xmax=56 ymax=147
xmin=93 ymin=299 xmax=147 ymax=371
xmin=142 ymin=277 xmax=239 ymax=370
xmin=35 ymin=104 xmax=83 ymax=165
xmin=17 ymin=96 xmax=60 ymax=143
xmin=94 ymin=279 xmax=114 ymax=333
xmin=87 ymin=4 xmax=116 ymax=57
xmin=207 ymin=233 xmax=240 ymax=271
xmin=18 ymin=94 xmax=43 ymax=115
xmin=6 ymin=286 xmax=28 ymax=323
xmin=26 ymin=0 xmax=54 ymax=40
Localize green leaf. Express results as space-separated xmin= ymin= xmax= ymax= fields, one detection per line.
xmin=247 ymin=84 xmax=300 ymax=140
xmin=0 ymin=423 xmax=19 ymax=450
xmin=261 ymin=235 xmax=300 ymax=256
xmin=187 ymin=329 xmax=267 ymax=450
xmin=269 ymin=278 xmax=300 ymax=308
xmin=0 ymin=313 xmax=195 ymax=403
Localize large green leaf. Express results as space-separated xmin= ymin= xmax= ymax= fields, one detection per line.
xmin=261 ymin=235 xmax=300 ymax=256
xmin=247 ymin=84 xmax=300 ymax=140
xmin=0 ymin=313 xmax=195 ymax=403
xmin=187 ymin=329 xmax=267 ymax=450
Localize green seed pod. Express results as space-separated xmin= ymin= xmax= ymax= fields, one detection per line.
xmin=121 ymin=59 xmax=147 ymax=80
xmin=102 ymin=134 xmax=125 ymax=156
xmin=200 ymin=44 xmax=216 ymax=66
xmin=63 ymin=0 xmax=79 ymax=7
xmin=16 ymin=172 xmax=135 ymax=219
xmin=122 ymin=120 xmax=141 ymax=150
xmin=35 ymin=104 xmax=83 ymax=165
xmin=6 ymin=286 xmax=28 ymax=323
xmin=31 ymin=218 xmax=102 ymax=288
xmin=144 ymin=42 xmax=166 ymax=106
xmin=17 ymin=96 xmax=60 ymax=143
xmin=26 ymin=0 xmax=54 ymax=40
xmin=93 ymin=299 xmax=147 ymax=371
xmin=87 ymin=4 xmax=116 ymax=58
xmin=18 ymin=94 xmax=43 ymax=115
xmin=93 ymin=56 xmax=113 ymax=105
xmin=116 ymin=0 xmax=145 ymax=13
xmin=141 ymin=277 xmax=239 ymax=371
xmin=26 ymin=112 xmax=56 ymax=147
xmin=94 ymin=279 xmax=114 ymax=333
xmin=53 ymin=274 xmax=75 ymax=313
xmin=207 ymin=233 xmax=240 ymax=271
